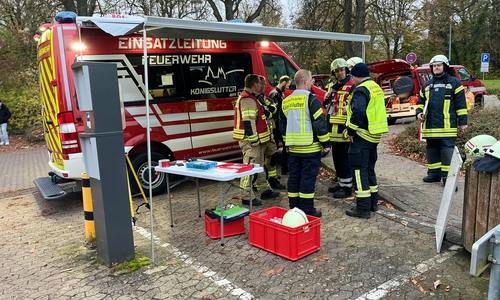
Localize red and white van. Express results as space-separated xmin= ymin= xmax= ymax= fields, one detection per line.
xmin=367 ymin=59 xmax=486 ymax=125
xmin=34 ymin=14 xmax=328 ymax=199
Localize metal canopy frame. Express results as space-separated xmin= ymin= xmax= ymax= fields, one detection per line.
xmin=75 ymin=15 xmax=371 ymax=262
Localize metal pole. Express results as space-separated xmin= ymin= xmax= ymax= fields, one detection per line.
xmin=488 ymin=227 xmax=500 ymax=300
xmin=143 ymin=24 xmax=155 ymax=264
xmin=448 ymin=16 xmax=452 ymax=63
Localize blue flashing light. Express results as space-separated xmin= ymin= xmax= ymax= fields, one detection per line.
xmin=55 ymin=11 xmax=77 ymax=24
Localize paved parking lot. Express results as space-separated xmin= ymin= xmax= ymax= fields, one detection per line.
xmin=0 ymin=121 xmax=493 ymax=299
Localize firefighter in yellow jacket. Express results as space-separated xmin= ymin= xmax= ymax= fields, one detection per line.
xmin=279 ymin=70 xmax=331 ymax=217
xmin=233 ymin=74 xmax=279 ymax=206
xmin=344 ymin=63 xmax=388 ymax=219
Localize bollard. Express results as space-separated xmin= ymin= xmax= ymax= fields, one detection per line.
xmin=82 ymin=173 xmax=97 ymax=249
xmin=489 ymin=227 xmax=500 ymax=300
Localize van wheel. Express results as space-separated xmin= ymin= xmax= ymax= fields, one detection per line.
xmin=129 ymin=152 xmax=167 ymax=196
xmin=474 ymin=95 xmax=483 ymax=108
xmin=387 ymin=118 xmax=397 ymax=126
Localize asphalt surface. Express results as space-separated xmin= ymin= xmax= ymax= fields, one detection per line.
xmin=1 ymin=101 xmax=497 ymax=299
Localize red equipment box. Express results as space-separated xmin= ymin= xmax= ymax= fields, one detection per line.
xmin=204 ymin=214 xmax=246 ymax=239
xmin=216 ymin=163 xmax=253 ymax=173
xmin=249 ymin=206 xmax=321 ymax=261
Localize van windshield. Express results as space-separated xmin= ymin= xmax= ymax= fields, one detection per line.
xmin=262 ymin=54 xmax=298 ymax=87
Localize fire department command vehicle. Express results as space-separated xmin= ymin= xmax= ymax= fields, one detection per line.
xmin=34 ymin=13 xmax=341 ymax=200
xmin=367 ymin=59 xmax=486 ymax=125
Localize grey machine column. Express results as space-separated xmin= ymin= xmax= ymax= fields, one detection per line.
xmin=72 ymin=62 xmax=134 ymax=267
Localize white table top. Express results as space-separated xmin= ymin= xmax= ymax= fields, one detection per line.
xmin=155 ymin=161 xmax=264 ymax=181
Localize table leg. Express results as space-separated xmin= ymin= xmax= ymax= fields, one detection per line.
xmin=249 ymin=174 xmax=254 ymax=212
xmin=197 ymin=178 xmax=201 ymax=218
xmin=220 ymin=181 xmax=225 ymax=246
xmin=167 ymin=175 xmax=173 ymax=227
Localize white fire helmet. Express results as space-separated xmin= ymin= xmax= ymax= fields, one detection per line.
xmin=465 ymin=135 xmax=498 ymax=157
xmin=346 ymin=57 xmax=364 ymax=69
xmin=282 ymin=207 xmax=309 ymax=227
xmin=485 ymin=140 xmax=500 ymax=160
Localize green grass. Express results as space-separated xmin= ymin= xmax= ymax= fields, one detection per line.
xmin=482 ymin=79 xmax=500 ymax=96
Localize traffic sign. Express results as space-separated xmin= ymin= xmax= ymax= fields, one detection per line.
xmin=481 ymin=53 xmax=490 ymax=63
xmin=406 ymin=52 xmax=417 ymax=64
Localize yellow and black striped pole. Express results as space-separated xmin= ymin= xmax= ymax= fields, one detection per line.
xmin=82 ymin=173 xmax=96 ymax=249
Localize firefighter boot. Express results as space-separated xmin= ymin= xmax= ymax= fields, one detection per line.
xmin=333 ymin=187 xmax=352 ymax=198
xmin=289 ymin=196 xmax=300 ymax=210
xmin=300 ymin=198 xmax=322 ymax=218
xmin=241 ymin=198 xmax=262 ymax=206
xmin=346 ymin=207 xmax=371 ymax=219
xmin=260 ymin=189 xmax=280 ymax=199
xmin=371 ymin=193 xmax=379 ymax=212
xmin=423 ymin=175 xmax=441 ymax=182
xmin=328 ymin=185 xmax=341 ymax=193
xmin=268 ymin=177 xmax=286 ymax=190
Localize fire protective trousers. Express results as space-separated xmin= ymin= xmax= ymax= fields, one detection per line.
xmin=348 ymin=136 xmax=379 ymax=211
xmin=287 ymin=152 xmax=321 ymax=214
xmin=425 ymin=138 xmax=456 ymax=180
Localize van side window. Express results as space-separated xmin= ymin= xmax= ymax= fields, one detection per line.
xmin=183 ymin=54 xmax=251 ymax=100
xmin=262 ymin=54 xmax=298 ymax=87
xmin=456 ymin=67 xmax=472 ymax=81
xmin=131 ymin=53 xmax=251 ymax=101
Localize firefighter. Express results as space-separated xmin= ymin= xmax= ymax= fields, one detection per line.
xmin=416 ymin=55 xmax=468 ymax=185
xmin=233 ymin=74 xmax=279 ymax=206
xmin=279 ymin=70 xmax=331 ymax=217
xmin=323 ymin=58 xmax=355 ymax=198
xmin=464 ymin=86 xmax=475 ymax=110
xmin=344 ymin=63 xmax=388 ymax=219
xmin=257 ymin=75 xmax=286 ymax=190
xmin=268 ymin=75 xmax=292 ymax=175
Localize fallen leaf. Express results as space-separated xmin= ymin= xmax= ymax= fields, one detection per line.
xmin=445 ymin=285 xmax=451 ymax=292
xmin=30 ymin=248 xmax=35 ymax=252
xmin=401 ymin=220 xmax=409 ymax=227
xmin=317 ymin=268 xmax=325 ymax=272
xmin=385 ymin=202 xmax=395 ymax=210
xmin=275 ymin=268 xmax=283 ymax=273
xmin=312 ymin=254 xmax=329 ymax=262
xmin=301 ymin=290 xmax=307 ymax=294
xmin=411 ymin=279 xmax=418 ymax=285
xmin=266 ymin=269 xmax=274 ymax=276
xmin=416 ymin=242 xmax=425 ymax=247
xmin=338 ymin=266 xmax=345 ymax=271
xmin=418 ymin=285 xmax=427 ymax=294
xmin=247 ymin=257 xmax=254 ymax=261
xmin=433 ymin=280 xmax=442 ymax=289
xmin=166 ymin=261 xmax=177 ymax=265
xmin=341 ymin=217 xmax=347 ymax=221
xmin=419 ymin=276 xmax=426 ymax=281
xmin=392 ymin=216 xmax=397 ymax=220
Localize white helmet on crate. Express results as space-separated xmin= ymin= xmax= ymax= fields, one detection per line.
xmin=464 ymin=135 xmax=497 ymax=157
xmin=282 ymin=208 xmax=308 ymax=228
xmin=485 ymin=140 xmax=500 ymax=160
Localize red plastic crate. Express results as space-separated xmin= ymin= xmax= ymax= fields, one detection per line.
xmin=249 ymin=206 xmax=321 ymax=261
xmin=204 ymin=214 xmax=246 ymax=239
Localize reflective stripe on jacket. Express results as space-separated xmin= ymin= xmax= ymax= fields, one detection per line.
xmin=416 ymin=75 xmax=467 ymax=138
xmin=329 ymin=78 xmax=354 ymax=142
xmin=233 ymin=89 xmax=271 ymax=143
xmin=346 ymin=79 xmax=388 ymax=144
xmin=280 ymin=90 xmax=330 ymax=154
